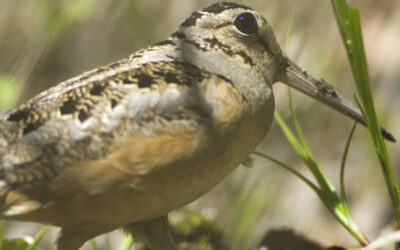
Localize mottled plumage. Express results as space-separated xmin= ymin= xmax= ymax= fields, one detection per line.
xmin=0 ymin=2 xmax=393 ymax=250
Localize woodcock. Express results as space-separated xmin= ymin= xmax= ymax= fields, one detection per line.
xmin=0 ymin=2 xmax=394 ymax=250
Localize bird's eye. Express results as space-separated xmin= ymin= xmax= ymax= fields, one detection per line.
xmin=234 ymin=12 xmax=258 ymax=36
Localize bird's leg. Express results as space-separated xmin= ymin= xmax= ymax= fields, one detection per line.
xmin=56 ymin=229 xmax=102 ymax=250
xmin=123 ymin=214 xmax=177 ymax=250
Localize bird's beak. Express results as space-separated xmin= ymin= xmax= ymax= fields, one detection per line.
xmin=275 ymin=57 xmax=396 ymax=142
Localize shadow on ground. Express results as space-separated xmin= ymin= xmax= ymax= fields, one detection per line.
xmin=258 ymin=228 xmax=331 ymax=250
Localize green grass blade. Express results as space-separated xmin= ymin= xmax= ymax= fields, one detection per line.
xmin=274 ymin=111 xmax=304 ymax=156
xmin=285 ymin=91 xmax=336 ymax=193
xmin=118 ymin=235 xmax=134 ymax=250
xmin=0 ymin=221 xmax=6 ymax=243
xmin=340 ymin=123 xmax=357 ymax=203
xmin=89 ymin=239 xmax=99 ymax=250
xmin=275 ymin=110 xmax=330 ymax=191
xmin=25 ymin=225 xmax=50 ymax=250
xmin=274 ymin=105 xmax=368 ymax=245
xmin=287 ymin=89 xmax=310 ymax=152
xmin=285 ymin=7 xmax=297 ymax=53
xmin=331 ymin=0 xmax=400 ymax=221
xmin=253 ymin=151 xmax=319 ymax=193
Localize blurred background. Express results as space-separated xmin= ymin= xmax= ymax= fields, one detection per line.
xmin=0 ymin=0 xmax=399 ymax=249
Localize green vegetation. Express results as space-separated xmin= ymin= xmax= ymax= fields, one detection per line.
xmin=0 ymin=223 xmax=49 ymax=250
xmin=256 ymin=0 xmax=398 ymax=248
xmin=331 ymin=0 xmax=400 ymax=223
xmin=0 ymin=0 xmax=397 ymax=249
xmin=0 ymin=75 xmax=21 ymax=110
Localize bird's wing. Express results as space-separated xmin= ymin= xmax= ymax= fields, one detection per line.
xmin=0 ymin=55 xmax=244 ymax=216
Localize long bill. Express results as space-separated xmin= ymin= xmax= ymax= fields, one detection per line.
xmin=275 ymin=58 xmax=396 ymax=142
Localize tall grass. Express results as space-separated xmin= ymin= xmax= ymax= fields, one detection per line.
xmin=331 ymin=0 xmax=400 ymax=223
xmin=256 ymin=0 xmax=398 ymax=247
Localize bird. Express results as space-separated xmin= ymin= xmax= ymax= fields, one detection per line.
xmin=0 ymin=2 xmax=395 ymax=250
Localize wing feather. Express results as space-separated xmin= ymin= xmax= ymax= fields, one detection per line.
xmin=0 ymin=56 xmax=230 ymax=194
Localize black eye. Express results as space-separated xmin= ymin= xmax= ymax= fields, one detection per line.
xmin=234 ymin=13 xmax=258 ymax=35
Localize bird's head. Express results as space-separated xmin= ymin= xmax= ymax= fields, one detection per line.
xmin=170 ymin=2 xmax=394 ymax=141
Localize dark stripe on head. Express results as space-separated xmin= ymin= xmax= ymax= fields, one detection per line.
xmin=202 ymin=2 xmax=252 ymax=14
xmin=215 ymin=21 xmax=232 ymax=29
xmin=7 ymin=109 xmax=31 ymax=122
xmin=171 ymin=31 xmax=207 ymax=52
xmin=154 ymin=40 xmax=176 ymax=46
xmin=171 ymin=31 xmax=186 ymax=39
xmin=236 ymin=51 xmax=254 ymax=66
xmin=203 ymin=37 xmax=255 ymax=67
xmin=181 ymin=12 xmax=203 ymax=27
